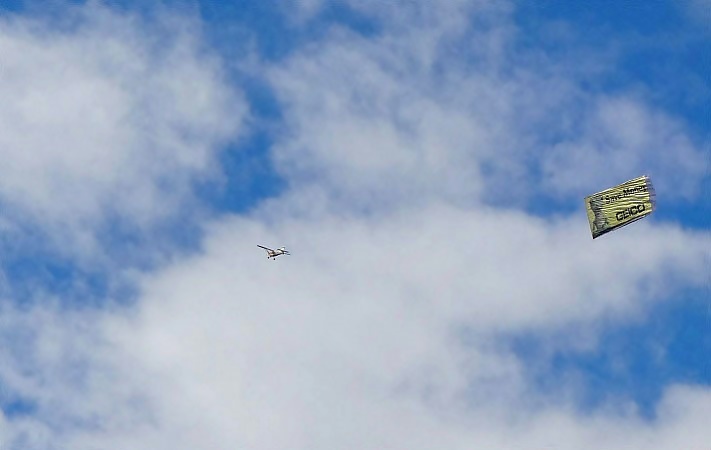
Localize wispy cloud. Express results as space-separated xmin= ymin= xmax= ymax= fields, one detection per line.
xmin=268 ymin=0 xmax=707 ymax=211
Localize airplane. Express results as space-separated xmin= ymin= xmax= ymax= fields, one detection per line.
xmin=257 ymin=245 xmax=290 ymax=260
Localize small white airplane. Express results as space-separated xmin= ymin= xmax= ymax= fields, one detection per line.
xmin=257 ymin=245 xmax=290 ymax=260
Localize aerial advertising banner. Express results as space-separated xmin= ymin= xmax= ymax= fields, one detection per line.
xmin=585 ymin=175 xmax=656 ymax=239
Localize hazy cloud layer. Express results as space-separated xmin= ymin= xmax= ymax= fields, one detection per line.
xmin=0 ymin=1 xmax=708 ymax=449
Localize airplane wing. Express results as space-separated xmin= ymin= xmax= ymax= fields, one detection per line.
xmin=257 ymin=244 xmax=274 ymax=256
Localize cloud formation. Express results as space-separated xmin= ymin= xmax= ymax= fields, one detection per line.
xmin=0 ymin=1 xmax=708 ymax=449
xmin=268 ymin=0 xmax=707 ymax=211
xmin=0 ymin=4 xmax=244 ymax=258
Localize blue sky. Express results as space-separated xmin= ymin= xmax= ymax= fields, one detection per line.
xmin=0 ymin=1 xmax=709 ymax=449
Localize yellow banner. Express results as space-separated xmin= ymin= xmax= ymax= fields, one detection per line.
xmin=585 ymin=175 xmax=656 ymax=239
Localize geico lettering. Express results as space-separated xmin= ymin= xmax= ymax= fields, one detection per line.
xmin=616 ymin=204 xmax=646 ymax=221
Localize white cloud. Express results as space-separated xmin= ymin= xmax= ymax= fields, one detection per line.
xmin=0 ymin=3 xmax=245 ymax=258
xmin=0 ymin=1 xmax=708 ymax=449
xmin=542 ymin=96 xmax=708 ymax=199
xmin=268 ymin=0 xmax=707 ymax=210
xmin=0 ymin=206 xmax=708 ymax=449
